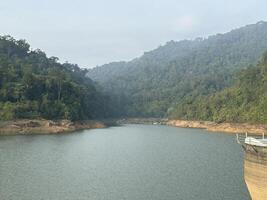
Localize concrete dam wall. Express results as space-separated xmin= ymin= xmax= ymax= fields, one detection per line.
xmin=244 ymin=144 xmax=267 ymax=200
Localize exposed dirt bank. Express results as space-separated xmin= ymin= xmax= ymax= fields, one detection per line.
xmin=0 ymin=119 xmax=106 ymax=135
xmin=167 ymin=120 xmax=267 ymax=135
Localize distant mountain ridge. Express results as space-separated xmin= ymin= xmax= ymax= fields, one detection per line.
xmin=87 ymin=21 xmax=267 ymax=118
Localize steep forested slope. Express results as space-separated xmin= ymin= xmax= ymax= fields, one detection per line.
xmin=0 ymin=36 xmax=108 ymax=121
xmin=88 ymin=21 xmax=267 ymax=117
xmin=170 ymin=53 xmax=267 ymax=123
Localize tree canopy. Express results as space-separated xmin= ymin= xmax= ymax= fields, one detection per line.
xmin=169 ymin=53 xmax=267 ymax=123
xmin=0 ymin=36 xmax=108 ymax=121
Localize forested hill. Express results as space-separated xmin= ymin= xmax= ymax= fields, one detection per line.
xmin=87 ymin=21 xmax=267 ymax=118
xmin=0 ymin=36 xmax=108 ymax=121
xmin=169 ymin=53 xmax=267 ymax=123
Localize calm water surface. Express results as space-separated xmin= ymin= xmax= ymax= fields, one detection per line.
xmin=0 ymin=125 xmax=250 ymax=200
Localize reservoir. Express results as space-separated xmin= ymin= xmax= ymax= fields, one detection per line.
xmin=0 ymin=125 xmax=250 ymax=200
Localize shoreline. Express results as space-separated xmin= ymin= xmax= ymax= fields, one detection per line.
xmin=1 ymin=118 xmax=266 ymax=136
xmin=167 ymin=119 xmax=267 ymax=135
xmin=116 ymin=118 xmax=168 ymax=125
xmin=0 ymin=119 xmax=106 ymax=136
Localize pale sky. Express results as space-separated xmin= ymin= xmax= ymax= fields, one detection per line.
xmin=1 ymin=0 xmax=267 ymax=68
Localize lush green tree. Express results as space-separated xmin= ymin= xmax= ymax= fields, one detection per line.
xmin=169 ymin=53 xmax=267 ymax=123
xmin=0 ymin=35 xmax=108 ymax=121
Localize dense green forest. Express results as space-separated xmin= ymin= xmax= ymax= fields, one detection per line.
xmin=169 ymin=53 xmax=267 ymax=123
xmin=88 ymin=21 xmax=267 ymax=119
xmin=2 ymin=21 xmax=267 ymax=123
xmin=0 ymin=36 xmax=108 ymax=121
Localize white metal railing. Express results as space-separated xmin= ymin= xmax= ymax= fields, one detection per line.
xmin=236 ymin=132 xmax=267 ymax=147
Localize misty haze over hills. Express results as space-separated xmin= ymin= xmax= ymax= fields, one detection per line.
xmin=87 ymin=21 xmax=267 ymax=118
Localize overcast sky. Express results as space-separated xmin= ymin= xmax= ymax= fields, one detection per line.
xmin=1 ymin=0 xmax=267 ymax=68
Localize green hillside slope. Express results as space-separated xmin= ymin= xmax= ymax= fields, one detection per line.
xmin=88 ymin=21 xmax=267 ymax=118
xmin=0 ymin=36 xmax=107 ymax=121
xmin=170 ymin=53 xmax=267 ymax=123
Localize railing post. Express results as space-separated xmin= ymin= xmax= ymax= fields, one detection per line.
xmin=263 ymin=132 xmax=265 ymax=140
xmin=236 ymin=134 xmax=239 ymax=144
xmin=246 ymin=132 xmax=248 ymax=138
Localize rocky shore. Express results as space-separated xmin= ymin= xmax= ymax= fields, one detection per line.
xmin=0 ymin=119 xmax=106 ymax=135
xmin=3 ymin=118 xmax=266 ymax=136
xmin=167 ymin=120 xmax=267 ymax=135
